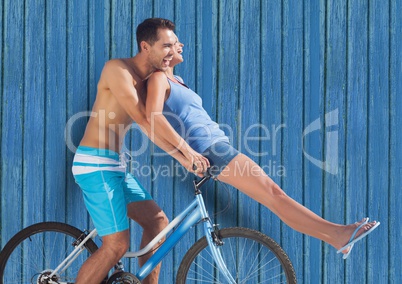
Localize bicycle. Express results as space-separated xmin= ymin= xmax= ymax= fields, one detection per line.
xmin=0 ymin=171 xmax=296 ymax=283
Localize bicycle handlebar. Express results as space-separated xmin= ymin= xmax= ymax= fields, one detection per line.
xmin=193 ymin=168 xmax=215 ymax=190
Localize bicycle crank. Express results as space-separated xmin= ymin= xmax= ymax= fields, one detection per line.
xmin=106 ymin=271 xmax=140 ymax=284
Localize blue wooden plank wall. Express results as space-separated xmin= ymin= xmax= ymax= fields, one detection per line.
xmin=0 ymin=0 xmax=400 ymax=283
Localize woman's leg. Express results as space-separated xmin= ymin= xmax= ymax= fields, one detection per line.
xmin=216 ymin=153 xmax=377 ymax=251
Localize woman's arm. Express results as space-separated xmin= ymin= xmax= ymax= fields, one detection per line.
xmin=100 ymin=60 xmax=194 ymax=169
xmin=146 ymin=71 xmax=209 ymax=173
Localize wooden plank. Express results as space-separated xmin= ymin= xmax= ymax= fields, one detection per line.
xmin=260 ymin=0 xmax=283 ymax=257
xmin=153 ymin=0 xmax=175 ymax=20
xmin=281 ymin=0 xmax=304 ymax=280
xmin=389 ymin=1 xmax=402 ymax=282
xmin=367 ymin=0 xmax=390 ymax=282
xmin=215 ymin=0 xmax=241 ymax=238
xmin=110 ymin=0 xmax=132 ymax=59
xmin=23 ymin=0 xmax=46 ymax=226
xmin=238 ymin=0 xmax=260 ymax=232
xmin=65 ymin=0 xmax=90 ymax=231
xmin=345 ymin=1 xmax=369 ymax=282
xmin=1 ymin=0 xmax=24 ymax=245
xmin=44 ymin=0 xmax=67 ymax=222
xmin=132 ymin=0 xmax=153 ymax=56
xmin=322 ymin=0 xmax=347 ymax=282
xmin=175 ymin=0 xmax=197 ymax=87
xmin=302 ymin=0 xmax=325 ymax=282
xmin=0 ymin=0 xmax=3 ymax=242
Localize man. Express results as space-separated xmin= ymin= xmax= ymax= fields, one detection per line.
xmin=72 ymin=18 xmax=208 ymax=284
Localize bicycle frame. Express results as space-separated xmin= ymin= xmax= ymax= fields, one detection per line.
xmin=129 ymin=178 xmax=236 ymax=283
xmin=48 ymin=176 xmax=236 ymax=283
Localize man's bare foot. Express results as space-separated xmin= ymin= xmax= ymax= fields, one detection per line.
xmin=335 ymin=218 xmax=378 ymax=254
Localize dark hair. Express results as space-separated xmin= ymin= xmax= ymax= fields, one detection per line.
xmin=136 ymin=18 xmax=175 ymax=51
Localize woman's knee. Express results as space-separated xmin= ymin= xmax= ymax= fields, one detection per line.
xmin=268 ymin=182 xmax=287 ymax=196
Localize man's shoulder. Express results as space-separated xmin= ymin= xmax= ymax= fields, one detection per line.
xmin=104 ymin=58 xmax=130 ymax=69
xmin=101 ymin=58 xmax=137 ymax=81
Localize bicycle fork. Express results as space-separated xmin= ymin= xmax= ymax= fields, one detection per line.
xmin=196 ymin=194 xmax=236 ymax=284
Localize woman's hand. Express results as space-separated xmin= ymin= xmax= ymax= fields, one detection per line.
xmin=181 ymin=147 xmax=210 ymax=176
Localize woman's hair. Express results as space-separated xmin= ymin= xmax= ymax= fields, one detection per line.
xmin=136 ymin=18 xmax=175 ymax=51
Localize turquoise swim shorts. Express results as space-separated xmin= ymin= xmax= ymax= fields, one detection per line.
xmin=72 ymin=146 xmax=152 ymax=236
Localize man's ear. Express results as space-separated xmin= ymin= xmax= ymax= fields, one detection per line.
xmin=140 ymin=41 xmax=149 ymax=52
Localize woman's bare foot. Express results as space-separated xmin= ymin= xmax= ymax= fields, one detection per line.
xmin=334 ymin=218 xmax=378 ymax=254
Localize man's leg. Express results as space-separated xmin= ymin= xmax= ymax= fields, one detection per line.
xmin=127 ymin=200 xmax=169 ymax=284
xmin=75 ymin=230 xmax=130 ymax=284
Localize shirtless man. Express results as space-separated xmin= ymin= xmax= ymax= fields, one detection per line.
xmin=72 ymin=18 xmax=208 ymax=284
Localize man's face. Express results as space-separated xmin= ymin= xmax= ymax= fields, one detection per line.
xmin=147 ymin=28 xmax=177 ymax=71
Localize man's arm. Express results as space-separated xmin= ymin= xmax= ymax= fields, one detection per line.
xmin=100 ymin=60 xmax=205 ymax=172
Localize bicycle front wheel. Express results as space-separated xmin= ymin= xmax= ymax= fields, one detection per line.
xmin=0 ymin=222 xmax=99 ymax=284
xmin=177 ymin=227 xmax=296 ymax=284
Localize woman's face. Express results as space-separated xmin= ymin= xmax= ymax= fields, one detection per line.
xmin=171 ymin=38 xmax=184 ymax=66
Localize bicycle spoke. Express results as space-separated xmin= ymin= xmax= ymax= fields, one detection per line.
xmin=177 ymin=227 xmax=296 ymax=284
xmin=0 ymin=223 xmax=97 ymax=284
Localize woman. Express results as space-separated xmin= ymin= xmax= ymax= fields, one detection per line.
xmin=145 ymin=39 xmax=380 ymax=259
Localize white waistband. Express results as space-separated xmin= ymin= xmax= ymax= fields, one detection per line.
xmin=73 ymin=153 xmax=120 ymax=165
xmin=72 ymin=165 xmax=126 ymax=175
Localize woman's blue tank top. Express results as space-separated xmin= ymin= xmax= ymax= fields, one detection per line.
xmin=163 ymin=76 xmax=229 ymax=153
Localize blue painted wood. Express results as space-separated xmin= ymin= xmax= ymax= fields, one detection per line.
xmin=44 ymin=0 xmax=67 ymax=222
xmin=23 ymin=0 xmax=46 ymax=226
xmin=260 ymin=0 xmax=283 ymax=263
xmin=303 ymin=1 xmax=325 ymax=282
xmin=216 ymin=0 xmax=241 ymax=231
xmin=0 ymin=0 xmax=4 ymax=240
xmin=346 ymin=1 xmax=369 ymax=283
xmin=389 ymin=1 xmax=402 ymax=282
xmin=367 ymin=1 xmax=390 ymax=282
xmin=323 ymin=0 xmax=348 ymax=282
xmin=65 ymin=0 xmax=91 ymax=231
xmin=132 ymin=0 xmax=154 ymax=56
xmin=238 ymin=0 xmax=261 ymax=234
xmin=1 ymin=0 xmax=25 ymax=246
xmin=281 ymin=0 xmax=305 ymax=281
xmin=0 ymin=0 xmax=400 ymax=282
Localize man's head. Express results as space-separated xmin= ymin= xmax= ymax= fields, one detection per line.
xmin=136 ymin=18 xmax=177 ymax=70
xmin=136 ymin=18 xmax=175 ymax=51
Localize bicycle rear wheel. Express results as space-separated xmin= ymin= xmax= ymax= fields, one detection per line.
xmin=176 ymin=227 xmax=296 ymax=284
xmin=0 ymin=222 xmax=99 ymax=284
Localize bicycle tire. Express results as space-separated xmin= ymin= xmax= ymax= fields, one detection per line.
xmin=176 ymin=227 xmax=297 ymax=284
xmin=0 ymin=222 xmax=100 ymax=284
